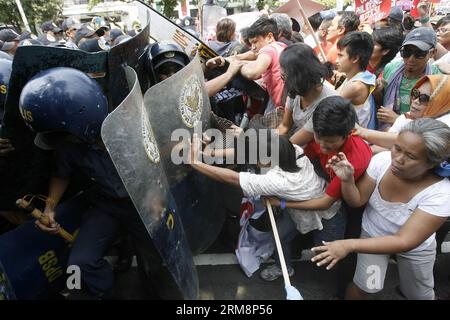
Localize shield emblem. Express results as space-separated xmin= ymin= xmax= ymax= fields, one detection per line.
xmin=145 ymin=56 xmax=226 ymax=254
xmin=101 ymin=66 xmax=198 ymax=299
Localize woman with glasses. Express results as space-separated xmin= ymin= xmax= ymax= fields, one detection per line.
xmin=434 ymin=16 xmax=450 ymax=69
xmin=354 ymin=74 xmax=450 ymax=153
xmin=312 ymin=118 xmax=450 ymax=300
xmin=276 ymin=43 xmax=337 ymax=136
xmin=376 ymin=27 xmax=441 ymax=128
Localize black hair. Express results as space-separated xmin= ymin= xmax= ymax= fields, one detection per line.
xmin=437 ymin=15 xmax=450 ymax=28
xmin=291 ymin=31 xmax=304 ymax=43
xmin=276 ymin=134 xmax=300 ymax=172
xmin=308 ymin=12 xmax=323 ymax=32
xmin=241 ymin=125 xmax=299 ymax=173
xmin=291 ymin=18 xmax=301 ymax=32
xmin=239 ymin=27 xmax=250 ymax=47
xmin=313 ymin=96 xmax=356 ymax=138
xmin=337 ymin=31 xmax=374 ymax=70
xmin=279 ymin=43 xmax=332 ymax=98
xmin=402 ymin=14 xmax=415 ymax=31
xmin=337 ymin=11 xmax=360 ymax=33
xmin=372 ymin=27 xmax=404 ymax=69
xmin=247 ymin=17 xmax=279 ymax=41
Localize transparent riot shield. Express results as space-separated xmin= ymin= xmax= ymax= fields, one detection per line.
xmin=144 ymin=55 xmax=226 ymax=254
xmin=101 ymin=67 xmax=198 ymax=299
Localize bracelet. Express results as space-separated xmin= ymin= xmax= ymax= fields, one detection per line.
xmin=280 ymin=199 xmax=286 ymax=210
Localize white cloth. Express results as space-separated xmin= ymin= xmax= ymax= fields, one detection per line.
xmin=362 ymin=151 xmax=450 ymax=252
xmin=286 ymin=82 xmax=337 ymax=132
xmin=433 ymin=51 xmax=450 ymax=65
xmin=239 ymin=145 xmax=340 ymax=234
xmin=235 ymin=197 xmax=274 ymax=277
xmin=389 ymin=113 xmax=450 ymax=133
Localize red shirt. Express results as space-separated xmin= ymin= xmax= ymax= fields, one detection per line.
xmin=304 ymin=135 xmax=372 ymax=199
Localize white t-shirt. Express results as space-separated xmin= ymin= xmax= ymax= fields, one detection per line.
xmin=433 ymin=51 xmax=450 ymax=65
xmin=362 ymin=151 xmax=450 ymax=252
xmin=239 ymin=145 xmax=340 ymax=233
xmin=286 ymin=82 xmax=337 ymax=133
xmin=239 ymin=145 xmax=327 ymax=200
xmin=389 ymin=113 xmax=450 ymax=133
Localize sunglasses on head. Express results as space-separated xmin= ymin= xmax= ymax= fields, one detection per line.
xmin=400 ymin=48 xmax=430 ymax=59
xmin=411 ymin=88 xmax=430 ymax=104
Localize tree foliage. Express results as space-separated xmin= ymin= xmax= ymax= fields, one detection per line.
xmin=0 ymin=0 xmax=62 ymax=33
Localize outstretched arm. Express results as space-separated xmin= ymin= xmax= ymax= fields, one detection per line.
xmin=189 ymin=134 xmax=240 ymax=187
xmin=311 ymin=209 xmax=448 ymax=270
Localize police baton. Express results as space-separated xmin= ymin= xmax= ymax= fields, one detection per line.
xmin=16 ymin=198 xmax=75 ymax=243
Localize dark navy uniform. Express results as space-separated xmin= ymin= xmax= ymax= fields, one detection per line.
xmin=53 ymin=141 xmax=162 ymax=297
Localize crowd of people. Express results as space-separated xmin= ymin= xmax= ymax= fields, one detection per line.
xmin=0 ymin=3 xmax=450 ymax=300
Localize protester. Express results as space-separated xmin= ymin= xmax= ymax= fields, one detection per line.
xmin=376 ymin=27 xmax=441 ymax=128
xmin=367 ymin=27 xmax=403 ymax=78
xmin=276 ymin=43 xmax=337 ymax=135
xmin=335 ymin=31 xmax=375 ymax=128
xmin=207 ymin=18 xmax=239 ymax=57
xmin=312 ymin=118 xmax=450 ymax=300
xmin=233 ymin=17 xmax=287 ymax=113
xmin=325 ymin=12 xmax=360 ymax=65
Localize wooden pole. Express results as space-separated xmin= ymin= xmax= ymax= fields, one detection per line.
xmin=16 ymin=199 xmax=75 ymax=243
xmin=296 ymin=0 xmax=327 ymax=63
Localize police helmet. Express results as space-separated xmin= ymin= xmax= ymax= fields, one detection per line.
xmin=0 ymin=58 xmax=12 ymax=108
xmin=147 ymin=41 xmax=190 ymax=77
xmin=19 ymin=67 xmax=108 ymax=149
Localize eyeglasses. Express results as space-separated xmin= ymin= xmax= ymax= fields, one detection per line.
xmin=411 ymin=88 xmax=430 ymax=104
xmin=400 ymin=48 xmax=430 ymax=59
xmin=437 ymin=28 xmax=450 ymax=34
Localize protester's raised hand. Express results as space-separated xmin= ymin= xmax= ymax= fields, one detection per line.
xmin=418 ymin=1 xmax=431 ymax=18
xmin=189 ymin=133 xmax=203 ymax=164
xmin=311 ymin=240 xmax=350 ymax=270
xmin=226 ymin=58 xmax=245 ymax=76
xmin=205 ymin=56 xmax=225 ymax=69
xmin=326 ymin=152 xmax=354 ymax=182
xmin=377 ymin=106 xmax=399 ymax=124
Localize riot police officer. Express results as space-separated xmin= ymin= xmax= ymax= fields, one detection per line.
xmin=19 ymin=67 xmax=168 ymax=299
xmin=147 ymin=41 xmax=190 ymax=83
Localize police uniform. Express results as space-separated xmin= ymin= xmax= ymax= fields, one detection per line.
xmin=53 ymin=140 xmax=163 ymax=297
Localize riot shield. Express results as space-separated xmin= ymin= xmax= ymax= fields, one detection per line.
xmin=108 ymin=6 xmax=151 ymax=108
xmin=0 ymin=203 xmax=82 ymax=299
xmin=201 ymin=4 xmax=227 ymax=41
xmin=145 ymin=55 xmax=226 ymax=254
xmin=101 ymin=67 xmax=198 ymax=300
xmin=139 ymin=0 xmax=217 ymax=62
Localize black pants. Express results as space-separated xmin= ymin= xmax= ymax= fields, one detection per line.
xmin=59 ymin=189 xmax=167 ymax=298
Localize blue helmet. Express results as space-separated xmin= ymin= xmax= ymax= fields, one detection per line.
xmin=19 ymin=67 xmax=108 ymax=147
xmin=0 ymin=58 xmax=12 ymax=108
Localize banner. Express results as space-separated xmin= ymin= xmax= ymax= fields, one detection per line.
xmin=274 ymin=0 xmax=325 ymax=26
xmin=355 ymin=0 xmax=392 ymax=24
xmin=396 ymin=0 xmax=413 ymax=10
xmin=435 ymin=0 xmax=450 ymax=13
